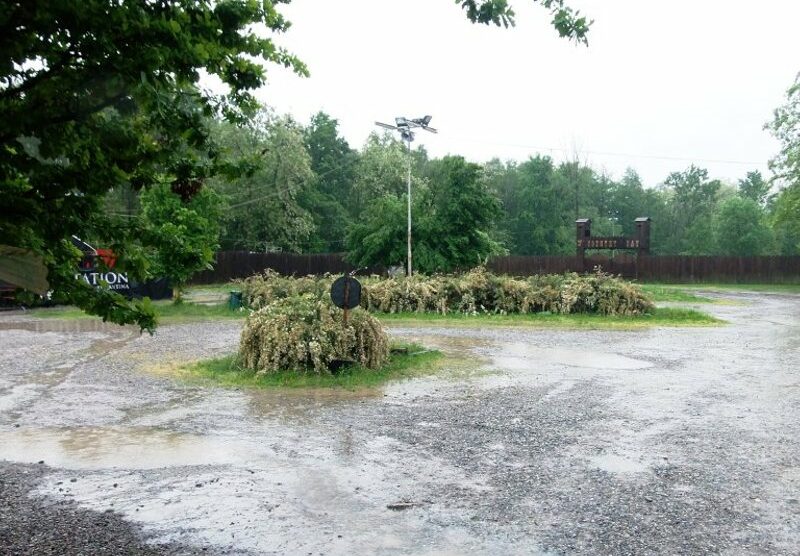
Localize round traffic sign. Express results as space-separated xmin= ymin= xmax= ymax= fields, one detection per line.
xmin=330 ymin=276 xmax=361 ymax=310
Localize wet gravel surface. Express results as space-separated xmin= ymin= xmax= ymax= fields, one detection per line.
xmin=1 ymin=292 xmax=799 ymax=555
xmin=0 ymin=461 xmax=195 ymax=556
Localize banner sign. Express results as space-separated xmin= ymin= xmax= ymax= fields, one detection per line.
xmin=75 ymin=245 xmax=172 ymax=300
xmin=577 ymin=237 xmax=642 ymax=250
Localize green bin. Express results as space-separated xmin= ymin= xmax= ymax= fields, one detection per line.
xmin=228 ymin=290 xmax=243 ymax=310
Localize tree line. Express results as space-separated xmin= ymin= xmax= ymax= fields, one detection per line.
xmin=107 ymin=106 xmax=799 ymax=279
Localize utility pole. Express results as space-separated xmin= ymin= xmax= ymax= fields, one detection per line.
xmin=374 ymin=116 xmax=436 ymax=276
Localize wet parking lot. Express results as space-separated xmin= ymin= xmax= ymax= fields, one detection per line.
xmin=1 ymin=291 xmax=799 ymax=555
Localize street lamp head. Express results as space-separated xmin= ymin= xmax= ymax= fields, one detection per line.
xmin=395 ymin=117 xmax=408 ymax=128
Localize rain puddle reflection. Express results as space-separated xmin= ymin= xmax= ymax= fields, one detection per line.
xmin=0 ymin=427 xmax=256 ymax=469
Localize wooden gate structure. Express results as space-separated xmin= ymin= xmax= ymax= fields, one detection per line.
xmin=576 ymin=217 xmax=651 ymax=278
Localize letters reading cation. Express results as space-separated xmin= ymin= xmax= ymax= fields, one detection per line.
xmin=75 ymin=271 xmax=130 ymax=290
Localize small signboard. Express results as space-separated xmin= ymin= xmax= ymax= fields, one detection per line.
xmin=330 ymin=276 xmax=361 ymax=310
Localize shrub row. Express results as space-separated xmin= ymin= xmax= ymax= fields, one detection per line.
xmin=239 ymin=267 xmax=654 ymax=317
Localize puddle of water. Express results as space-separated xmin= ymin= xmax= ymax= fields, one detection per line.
xmin=493 ymin=343 xmax=653 ymax=371
xmin=0 ymin=427 xmax=256 ymax=469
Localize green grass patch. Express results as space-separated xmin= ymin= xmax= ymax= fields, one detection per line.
xmin=376 ymin=307 xmax=722 ymax=329
xmin=185 ymin=282 xmax=239 ymax=295
xmin=181 ymin=343 xmax=443 ymax=389
xmin=30 ymin=300 xmax=246 ymax=324
xmin=639 ymin=285 xmax=714 ymax=303
xmin=30 ymin=302 xmax=720 ymax=328
xmin=646 ymin=283 xmax=800 ymax=295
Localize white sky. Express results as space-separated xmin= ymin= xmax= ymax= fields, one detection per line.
xmin=251 ymin=0 xmax=800 ymax=187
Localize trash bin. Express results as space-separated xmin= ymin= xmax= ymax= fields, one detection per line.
xmin=228 ymin=290 xmax=243 ymax=311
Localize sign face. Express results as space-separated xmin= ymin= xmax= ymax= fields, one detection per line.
xmin=577 ymin=237 xmax=641 ymax=250
xmin=330 ymin=276 xmax=361 ymax=309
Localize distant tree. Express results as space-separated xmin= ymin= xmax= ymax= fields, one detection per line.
xmin=345 ymin=196 xmax=409 ymax=270
xmin=347 ymin=156 xmax=504 ymax=272
xmin=737 ymin=170 xmax=772 ymax=206
xmin=210 ymin=115 xmax=315 ymax=253
xmin=767 ymin=74 xmax=800 ymax=254
xmin=139 ymin=184 xmax=223 ymax=300
xmin=349 ymin=133 xmax=418 ymax=218
xmin=508 ymin=156 xmax=573 ymax=255
xmin=771 ymin=184 xmax=800 ymax=254
xmin=418 ymin=156 xmax=505 ymax=270
xmin=712 ymin=197 xmax=774 ymax=256
xmin=767 ymin=73 xmax=800 ymax=186
xmin=301 ymin=112 xmax=358 ymax=252
xmin=661 ymin=166 xmax=722 ymax=254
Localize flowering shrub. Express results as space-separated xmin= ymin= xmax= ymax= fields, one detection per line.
xmin=238 ymin=267 xmax=654 ymax=318
xmin=238 ymin=294 xmax=389 ymax=374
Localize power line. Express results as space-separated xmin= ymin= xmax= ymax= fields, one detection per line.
xmin=443 ymin=135 xmax=765 ymax=167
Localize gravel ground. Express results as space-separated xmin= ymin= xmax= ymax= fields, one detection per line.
xmin=1 ymin=292 xmax=799 ymax=555
xmin=0 ymin=461 xmax=196 ymax=556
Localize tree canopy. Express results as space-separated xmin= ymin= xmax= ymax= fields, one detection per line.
xmin=1 ymin=0 xmax=593 ymax=330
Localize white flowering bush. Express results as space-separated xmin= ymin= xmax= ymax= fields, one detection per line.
xmin=238 ymin=267 xmax=654 ymax=318
xmin=238 ymin=295 xmax=389 ymax=374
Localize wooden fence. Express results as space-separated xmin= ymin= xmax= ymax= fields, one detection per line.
xmin=190 ymin=251 xmax=800 ymax=284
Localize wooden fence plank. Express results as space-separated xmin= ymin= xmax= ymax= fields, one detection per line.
xmin=189 ymin=252 xmax=800 ymax=284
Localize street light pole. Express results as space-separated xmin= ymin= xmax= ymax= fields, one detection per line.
xmin=405 ymin=136 xmax=412 ymax=277
xmin=374 ymin=116 xmax=437 ymax=277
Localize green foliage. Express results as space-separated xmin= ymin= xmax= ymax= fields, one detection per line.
xmin=738 ymin=170 xmax=772 ymax=206
xmin=712 ymin=197 xmax=775 ymax=256
xmin=768 ymin=75 xmax=800 ymax=254
xmin=1 ymin=0 xmax=306 ymax=330
xmin=661 ymin=165 xmax=722 ymax=254
xmin=767 ymin=73 xmax=800 ymax=186
xmin=457 ymin=0 xmax=592 ymax=43
xmin=301 ymin=112 xmax=357 ymax=252
xmin=349 ymin=133 xmax=415 ymax=218
xmin=238 ymin=295 xmax=389 ymax=374
xmin=139 ymin=183 xmax=223 ymax=294
xmin=772 ymin=183 xmax=800 ymax=254
xmin=210 ymin=114 xmax=315 ymax=252
xmin=347 ymin=156 xmax=504 ymax=273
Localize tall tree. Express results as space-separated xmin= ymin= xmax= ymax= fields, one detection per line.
xmin=301 ymin=112 xmax=357 ymax=252
xmin=139 ymin=183 xmax=223 ymax=299
xmin=738 ymin=170 xmax=772 ymax=206
xmin=661 ymin=166 xmax=722 ymax=254
xmin=418 ymin=156 xmax=505 ymax=270
xmin=767 ymin=73 xmax=800 ymax=253
xmin=0 ymin=0 xmax=307 ymax=330
xmin=771 ymin=184 xmax=800 ymax=254
xmin=347 ymin=156 xmax=504 ymax=272
xmin=713 ymin=197 xmax=774 ymax=256
xmin=509 ymin=156 xmax=573 ymax=255
xmin=211 ymin=114 xmax=315 ymax=253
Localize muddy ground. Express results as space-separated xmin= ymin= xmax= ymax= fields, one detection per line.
xmin=1 ymin=292 xmax=799 ymax=555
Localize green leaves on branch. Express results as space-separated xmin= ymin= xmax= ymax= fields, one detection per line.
xmin=457 ymin=0 xmax=592 ymax=43
xmin=2 ymin=1 xmax=304 ymax=329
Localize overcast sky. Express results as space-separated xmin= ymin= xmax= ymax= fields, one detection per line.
xmin=250 ymin=0 xmax=800 ymax=187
